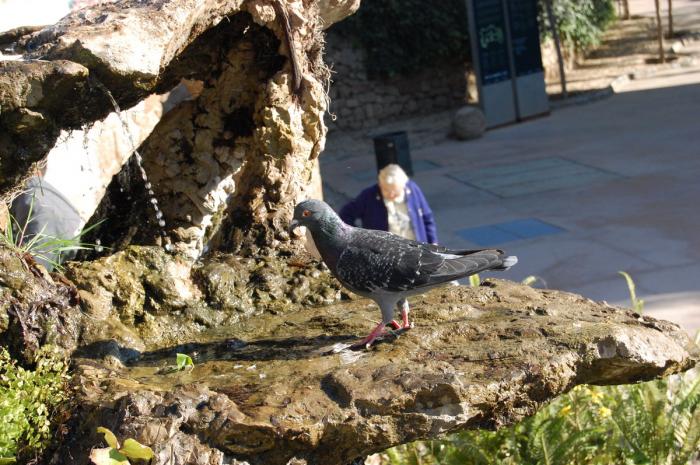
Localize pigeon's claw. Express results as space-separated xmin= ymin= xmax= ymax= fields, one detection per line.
xmin=389 ymin=320 xmax=402 ymax=330
xmin=355 ymin=321 xmax=388 ymax=349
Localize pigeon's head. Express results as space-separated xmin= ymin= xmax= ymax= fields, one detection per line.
xmin=289 ymin=199 xmax=338 ymax=234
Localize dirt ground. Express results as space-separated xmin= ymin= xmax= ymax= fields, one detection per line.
xmin=546 ymin=13 xmax=700 ymax=98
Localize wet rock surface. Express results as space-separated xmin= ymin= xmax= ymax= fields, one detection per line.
xmin=61 ymin=245 xmax=343 ymax=352
xmin=0 ymin=247 xmax=82 ymax=364
xmin=51 ymin=279 xmax=696 ymax=465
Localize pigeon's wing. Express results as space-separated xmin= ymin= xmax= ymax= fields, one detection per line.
xmin=335 ymin=231 xmax=440 ymax=293
xmin=418 ymin=248 xmax=510 ymax=286
xmin=335 ymin=230 xmax=506 ymax=293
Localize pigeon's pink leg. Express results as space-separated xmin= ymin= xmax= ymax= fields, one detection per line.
xmin=359 ymin=322 xmax=388 ymax=348
xmin=400 ymin=300 xmax=413 ymax=329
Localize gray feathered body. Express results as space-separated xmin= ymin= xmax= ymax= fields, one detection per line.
xmin=294 ymin=199 xmax=517 ymax=326
xmin=309 ymin=221 xmax=514 ymax=299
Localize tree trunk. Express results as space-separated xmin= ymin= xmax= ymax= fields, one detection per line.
xmin=655 ymin=0 xmax=666 ymax=63
xmin=667 ymin=0 xmax=674 ymax=38
xmin=622 ymin=0 xmax=630 ymax=19
xmin=544 ymin=0 xmax=567 ymax=99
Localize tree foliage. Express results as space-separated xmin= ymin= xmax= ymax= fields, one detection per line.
xmin=540 ymin=0 xmax=617 ymax=50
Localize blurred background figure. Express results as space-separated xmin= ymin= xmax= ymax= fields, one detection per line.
xmin=339 ymin=164 xmax=438 ymax=244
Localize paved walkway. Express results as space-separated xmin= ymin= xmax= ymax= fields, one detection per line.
xmin=320 ymin=24 xmax=700 ymax=333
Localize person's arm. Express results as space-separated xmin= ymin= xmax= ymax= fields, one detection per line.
xmin=413 ymin=183 xmax=438 ymax=244
xmin=339 ymin=191 xmax=367 ymax=226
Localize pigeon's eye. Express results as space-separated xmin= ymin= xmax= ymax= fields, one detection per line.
xmin=302 ymin=210 xmax=311 ymax=217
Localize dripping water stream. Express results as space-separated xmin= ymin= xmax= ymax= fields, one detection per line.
xmin=90 ymin=79 xmax=173 ymax=252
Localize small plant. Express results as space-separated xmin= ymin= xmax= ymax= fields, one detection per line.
xmin=175 ymin=353 xmax=194 ymax=371
xmin=90 ymin=427 xmax=154 ymax=465
xmin=522 ymin=275 xmax=547 ymax=288
xmin=619 ymin=270 xmax=644 ymax=313
xmin=0 ymin=347 xmax=69 ymax=463
xmin=469 ymin=274 xmax=481 ymax=287
xmin=156 ymin=353 xmax=195 ymax=375
xmin=1 ymin=196 xmax=102 ymax=272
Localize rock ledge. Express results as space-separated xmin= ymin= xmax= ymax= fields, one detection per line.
xmin=54 ymin=279 xmax=696 ymax=465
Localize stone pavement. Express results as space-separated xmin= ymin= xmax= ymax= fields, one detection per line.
xmin=320 ymin=61 xmax=700 ymax=334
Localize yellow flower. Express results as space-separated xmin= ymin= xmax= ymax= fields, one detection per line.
xmin=559 ymin=405 xmax=572 ymax=416
xmin=598 ymin=406 xmax=612 ymax=418
xmin=589 ymin=390 xmax=604 ymax=403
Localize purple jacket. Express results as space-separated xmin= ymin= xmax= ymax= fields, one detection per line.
xmin=339 ymin=180 xmax=438 ymax=243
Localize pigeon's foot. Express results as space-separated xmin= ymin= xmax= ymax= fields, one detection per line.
xmin=390 ymin=319 xmax=412 ymax=330
xmin=353 ymin=322 xmax=391 ymax=349
xmin=353 ymin=320 xmax=412 ymax=350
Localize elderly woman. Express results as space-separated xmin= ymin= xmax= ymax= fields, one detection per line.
xmin=339 ymin=164 xmax=437 ymax=244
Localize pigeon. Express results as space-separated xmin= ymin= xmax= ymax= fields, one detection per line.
xmin=289 ymin=199 xmax=518 ymax=348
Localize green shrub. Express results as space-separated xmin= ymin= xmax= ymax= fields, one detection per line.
xmin=383 ymin=370 xmax=700 ymax=465
xmin=331 ymin=0 xmax=471 ymax=79
xmin=0 ymin=346 xmax=69 ymax=462
xmin=540 ymin=0 xmax=617 ymax=50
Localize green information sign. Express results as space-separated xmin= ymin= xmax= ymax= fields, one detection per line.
xmin=467 ymin=0 xmax=549 ymax=126
xmin=473 ymin=0 xmax=511 ymax=85
xmin=506 ymin=0 xmax=544 ymax=76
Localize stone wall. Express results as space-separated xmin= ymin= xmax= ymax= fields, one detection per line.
xmin=323 ymin=32 xmax=576 ymax=131
xmin=325 ymin=31 xmax=469 ymax=131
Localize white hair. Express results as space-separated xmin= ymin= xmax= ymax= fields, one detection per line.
xmin=378 ymin=164 xmax=409 ymax=187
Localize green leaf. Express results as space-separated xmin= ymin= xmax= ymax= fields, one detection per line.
xmin=89 ymin=447 xmax=130 ymax=465
xmin=618 ymin=271 xmax=644 ymax=313
xmin=0 ymin=458 xmax=17 ymax=464
xmin=119 ymin=439 xmax=154 ymax=460
xmin=175 ymin=353 xmax=194 ymax=371
xmin=469 ymin=274 xmax=481 ymax=287
xmin=96 ymin=427 xmax=120 ymax=449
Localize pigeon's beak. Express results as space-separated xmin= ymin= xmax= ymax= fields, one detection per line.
xmin=288 ymin=218 xmax=300 ymax=235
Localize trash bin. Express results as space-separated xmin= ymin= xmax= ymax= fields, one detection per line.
xmin=373 ymin=131 xmax=413 ymax=176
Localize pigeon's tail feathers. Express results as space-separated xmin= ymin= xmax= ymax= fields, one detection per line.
xmin=493 ymin=255 xmax=518 ymax=271
xmin=422 ymin=249 xmax=511 ymax=286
